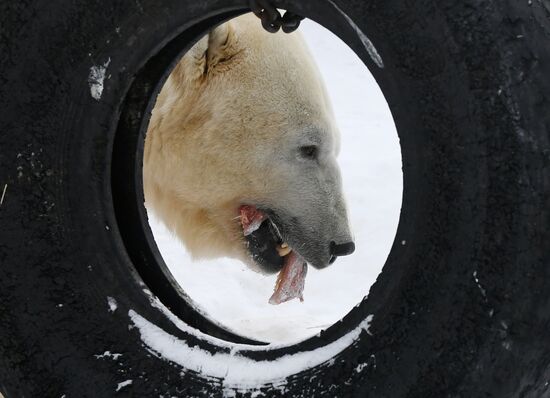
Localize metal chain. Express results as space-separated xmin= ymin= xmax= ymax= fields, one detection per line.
xmin=249 ymin=0 xmax=305 ymax=33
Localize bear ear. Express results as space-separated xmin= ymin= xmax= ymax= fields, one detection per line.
xmin=204 ymin=22 xmax=239 ymax=70
xmin=177 ymin=21 xmax=238 ymax=79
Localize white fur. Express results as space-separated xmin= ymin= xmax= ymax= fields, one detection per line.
xmin=144 ymin=14 xmax=352 ymax=270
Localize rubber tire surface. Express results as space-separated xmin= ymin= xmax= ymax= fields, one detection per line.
xmin=1 ymin=0 xmax=549 ymax=397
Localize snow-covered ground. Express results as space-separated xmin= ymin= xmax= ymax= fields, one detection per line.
xmin=147 ymin=19 xmax=402 ymax=344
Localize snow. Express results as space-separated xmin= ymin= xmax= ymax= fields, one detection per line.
xmin=147 ymin=19 xmax=401 ymax=343
xmin=115 ymin=379 xmax=133 ymax=392
xmin=94 ymin=351 xmax=123 ymax=360
xmin=355 ymin=363 xmax=368 ymax=373
xmin=107 ymin=296 xmax=118 ymax=313
xmin=129 ymin=309 xmax=373 ymax=388
xmin=472 ymin=271 xmax=487 ymax=299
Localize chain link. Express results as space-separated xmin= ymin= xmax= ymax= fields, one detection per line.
xmin=249 ymin=0 xmax=305 ymax=33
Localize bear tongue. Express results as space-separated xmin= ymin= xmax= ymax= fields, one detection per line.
xmin=269 ymin=251 xmax=308 ymax=305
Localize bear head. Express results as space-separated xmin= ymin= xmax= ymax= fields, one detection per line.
xmin=144 ymin=13 xmax=354 ymax=275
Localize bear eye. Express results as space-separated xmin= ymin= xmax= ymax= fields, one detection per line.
xmin=299 ymin=145 xmax=318 ymax=160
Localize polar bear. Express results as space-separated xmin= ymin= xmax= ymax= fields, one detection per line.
xmin=144 ymin=13 xmax=355 ymax=299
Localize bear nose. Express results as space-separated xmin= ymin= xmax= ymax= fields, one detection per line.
xmin=329 ymin=241 xmax=355 ymax=257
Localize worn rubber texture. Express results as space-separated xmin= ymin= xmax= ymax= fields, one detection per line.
xmin=0 ymin=0 xmax=549 ymax=397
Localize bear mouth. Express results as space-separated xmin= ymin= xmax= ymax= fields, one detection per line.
xmin=239 ymin=205 xmax=308 ymax=304
xmin=238 ymin=205 xmax=292 ymax=274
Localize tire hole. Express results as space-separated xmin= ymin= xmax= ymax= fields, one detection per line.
xmin=141 ymin=15 xmax=402 ymax=344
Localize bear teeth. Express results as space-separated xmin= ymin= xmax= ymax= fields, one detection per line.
xmin=277 ymin=243 xmax=292 ymax=257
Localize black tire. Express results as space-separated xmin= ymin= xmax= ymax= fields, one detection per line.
xmin=1 ymin=0 xmax=549 ymax=396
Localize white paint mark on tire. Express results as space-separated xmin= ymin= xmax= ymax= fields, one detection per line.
xmin=327 ymin=0 xmax=384 ymax=68
xmin=88 ymin=58 xmax=111 ymax=100
xmin=0 ymin=183 xmax=7 ymax=206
